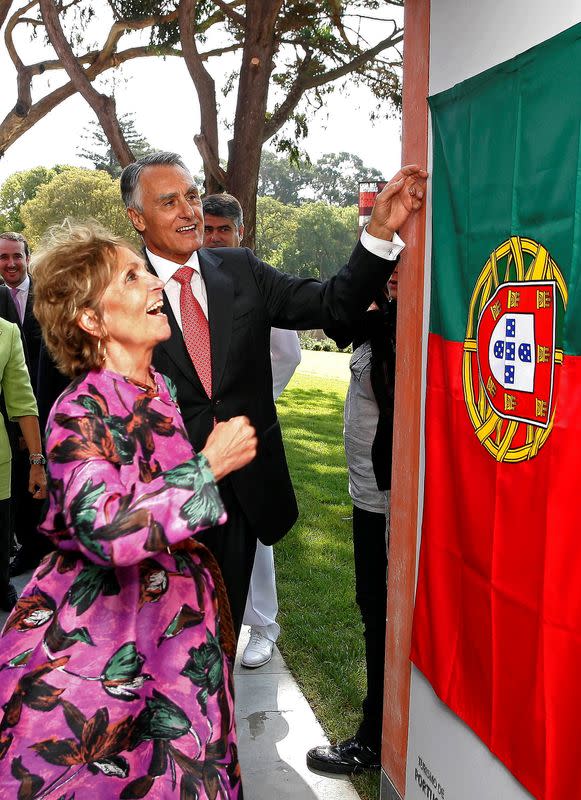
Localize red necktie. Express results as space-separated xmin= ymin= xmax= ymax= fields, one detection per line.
xmin=173 ymin=266 xmax=212 ymax=398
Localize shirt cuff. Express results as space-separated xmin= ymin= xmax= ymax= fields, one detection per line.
xmin=360 ymin=227 xmax=405 ymax=261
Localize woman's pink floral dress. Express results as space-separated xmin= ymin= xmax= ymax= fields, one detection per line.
xmin=0 ymin=368 xmax=242 ymax=799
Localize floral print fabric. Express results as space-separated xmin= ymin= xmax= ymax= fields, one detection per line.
xmin=0 ymin=369 xmax=241 ymax=799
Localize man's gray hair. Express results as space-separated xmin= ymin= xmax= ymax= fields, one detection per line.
xmin=0 ymin=230 xmax=30 ymax=259
xmin=120 ymin=152 xmax=188 ymax=212
xmin=202 ymin=194 xmax=244 ymax=228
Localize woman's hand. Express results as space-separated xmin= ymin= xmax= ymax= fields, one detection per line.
xmin=29 ymin=464 xmax=47 ymax=500
xmin=201 ymin=416 xmax=257 ymax=482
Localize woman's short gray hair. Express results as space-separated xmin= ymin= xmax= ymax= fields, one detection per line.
xmin=120 ymin=152 xmax=188 ymax=212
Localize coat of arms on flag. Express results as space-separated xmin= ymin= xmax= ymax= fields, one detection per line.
xmin=463 ymin=236 xmax=567 ymax=462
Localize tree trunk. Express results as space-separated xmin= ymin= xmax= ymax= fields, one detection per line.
xmin=225 ymin=0 xmax=283 ymax=250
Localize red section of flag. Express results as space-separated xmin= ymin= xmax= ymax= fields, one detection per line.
xmin=411 ymin=333 xmax=581 ymax=800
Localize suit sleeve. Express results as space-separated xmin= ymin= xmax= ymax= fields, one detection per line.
xmin=0 ymin=286 xmax=21 ymax=326
xmin=247 ymin=241 xmax=393 ymax=331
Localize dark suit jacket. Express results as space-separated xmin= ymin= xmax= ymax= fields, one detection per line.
xmin=0 ymin=285 xmax=21 ymax=327
xmin=149 ymin=242 xmax=390 ymax=546
xmin=21 ymin=278 xmax=42 ymax=392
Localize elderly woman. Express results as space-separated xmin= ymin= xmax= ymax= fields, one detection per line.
xmin=0 ymin=222 xmax=256 ymax=799
xmin=0 ymin=319 xmax=47 ymax=611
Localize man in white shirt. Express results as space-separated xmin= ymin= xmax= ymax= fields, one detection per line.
xmin=202 ymin=192 xmax=301 ymax=668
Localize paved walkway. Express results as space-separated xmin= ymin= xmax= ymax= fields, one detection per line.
xmin=1 ymin=573 xmax=359 ymax=800
xmin=235 ymin=626 xmax=359 ymax=800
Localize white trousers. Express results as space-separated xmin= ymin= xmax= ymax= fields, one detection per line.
xmin=241 ymin=329 xmax=300 ymax=643
xmin=242 ymin=541 xmax=280 ymax=642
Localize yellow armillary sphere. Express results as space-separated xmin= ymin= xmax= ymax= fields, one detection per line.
xmin=463 ymin=236 xmax=567 ymax=463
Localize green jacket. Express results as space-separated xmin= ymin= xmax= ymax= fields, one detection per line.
xmin=0 ymin=318 xmax=38 ymax=500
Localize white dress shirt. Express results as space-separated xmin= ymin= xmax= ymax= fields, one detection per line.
xmin=146 ymin=249 xmax=208 ymax=326
xmin=10 ymin=274 xmax=30 ymax=323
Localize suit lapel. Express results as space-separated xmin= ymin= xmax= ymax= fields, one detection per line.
xmin=146 ymin=249 xmax=234 ymax=397
xmin=198 ymin=248 xmax=233 ymax=396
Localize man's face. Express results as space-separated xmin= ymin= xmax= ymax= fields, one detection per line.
xmin=0 ymin=238 xmax=29 ymax=288
xmin=127 ymin=165 xmax=204 ymax=264
xmin=203 ymin=214 xmax=244 ymax=248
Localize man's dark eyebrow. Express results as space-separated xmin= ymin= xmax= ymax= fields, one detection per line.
xmin=157 ymin=185 xmax=199 ymax=203
xmin=157 ymin=191 xmax=178 ymax=203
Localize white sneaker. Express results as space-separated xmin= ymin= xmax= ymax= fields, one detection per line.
xmin=241 ymin=628 xmax=275 ymax=669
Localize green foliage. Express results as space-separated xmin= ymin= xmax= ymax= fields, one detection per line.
xmin=259 ymin=149 xmax=384 ymax=207
xmin=256 ymin=198 xmax=358 ymax=280
xmin=254 ymin=196 xmax=299 ymax=268
xmin=0 ymin=165 xmax=69 ymax=232
xmin=291 ymin=202 xmax=358 ymax=279
xmin=20 ymin=168 xmax=138 ymax=249
xmin=258 ymin=150 xmax=313 ymax=206
xmin=77 ymin=113 xmax=156 ymax=178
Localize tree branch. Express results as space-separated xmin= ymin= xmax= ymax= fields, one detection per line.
xmin=328 ymin=0 xmax=351 ymax=48
xmin=4 ymin=0 xmax=40 ymax=119
xmin=178 ymin=0 xmax=226 ymax=190
xmin=95 ymin=9 xmax=180 ymax=70
xmin=263 ymin=29 xmax=402 ymax=143
xmin=263 ymin=51 xmax=313 ymax=141
xmin=211 ymin=0 xmax=245 ymax=27
xmin=38 ymin=0 xmax=134 ymax=166
xmin=0 ymin=35 xmax=241 ymax=157
xmin=0 ymin=0 xmax=15 ymax=29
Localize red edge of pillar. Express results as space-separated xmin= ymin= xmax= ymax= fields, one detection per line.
xmin=381 ymin=0 xmax=430 ymax=795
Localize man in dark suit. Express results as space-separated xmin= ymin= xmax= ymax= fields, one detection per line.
xmin=0 ymin=234 xmax=41 ymax=383
xmin=120 ymin=152 xmax=426 ymax=636
xmin=0 ymin=284 xmax=21 ymax=327
xmin=0 ymin=232 xmax=49 ymax=574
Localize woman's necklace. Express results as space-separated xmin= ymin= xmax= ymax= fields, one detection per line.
xmin=126 ymin=372 xmax=157 ymax=392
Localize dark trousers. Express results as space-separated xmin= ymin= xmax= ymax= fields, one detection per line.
xmin=196 ymin=480 xmax=257 ymax=640
xmin=10 ymin=448 xmax=51 ymax=561
xmin=0 ymin=498 xmax=10 ymax=591
xmin=353 ymin=503 xmax=389 ymax=752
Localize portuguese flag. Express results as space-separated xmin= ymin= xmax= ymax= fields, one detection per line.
xmin=411 ymin=23 xmax=581 ymax=800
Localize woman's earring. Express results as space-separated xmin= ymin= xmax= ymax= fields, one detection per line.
xmin=97 ymin=338 xmax=107 ymax=364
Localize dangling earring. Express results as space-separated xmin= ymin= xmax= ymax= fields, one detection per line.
xmin=97 ymin=337 xmax=107 ymax=364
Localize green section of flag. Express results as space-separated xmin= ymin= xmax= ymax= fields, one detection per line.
xmin=429 ymin=22 xmax=581 ymax=353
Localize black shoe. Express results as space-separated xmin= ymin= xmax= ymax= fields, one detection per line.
xmin=0 ymin=583 xmax=18 ymax=612
xmin=306 ymin=736 xmax=380 ymax=775
xmin=9 ymin=550 xmax=39 ymax=577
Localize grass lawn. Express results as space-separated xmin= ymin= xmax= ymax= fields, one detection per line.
xmin=276 ymin=371 xmax=380 ymax=800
